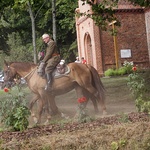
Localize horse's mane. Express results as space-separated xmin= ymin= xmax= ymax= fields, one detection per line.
xmin=10 ymin=62 xmax=37 ymax=71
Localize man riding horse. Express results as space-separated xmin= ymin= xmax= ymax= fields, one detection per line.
xmin=37 ymin=33 xmax=60 ymax=90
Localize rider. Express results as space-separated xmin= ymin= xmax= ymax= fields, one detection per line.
xmin=37 ymin=33 xmax=60 ymax=90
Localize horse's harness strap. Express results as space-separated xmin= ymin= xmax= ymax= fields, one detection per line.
xmin=23 ymin=67 xmax=37 ymax=79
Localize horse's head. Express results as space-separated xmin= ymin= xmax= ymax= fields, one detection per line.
xmin=3 ymin=60 xmax=17 ymax=88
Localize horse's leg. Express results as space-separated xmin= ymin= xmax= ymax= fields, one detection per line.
xmin=83 ymin=89 xmax=99 ymax=114
xmin=35 ymin=97 xmax=44 ymax=124
xmin=30 ymin=92 xmax=50 ymax=125
xmin=29 ymin=94 xmax=40 ymax=124
xmin=75 ymin=86 xmax=86 ymax=104
xmin=48 ymin=94 xmax=61 ymax=115
xmin=37 ymin=92 xmax=53 ymax=125
xmin=84 ymin=85 xmax=106 ymax=115
xmin=48 ymin=94 xmax=69 ymax=119
xmin=42 ymin=96 xmax=51 ymax=125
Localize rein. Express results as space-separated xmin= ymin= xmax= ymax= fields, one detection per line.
xmin=22 ymin=67 xmax=37 ymax=79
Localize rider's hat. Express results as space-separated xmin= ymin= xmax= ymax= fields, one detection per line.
xmin=42 ymin=34 xmax=50 ymax=39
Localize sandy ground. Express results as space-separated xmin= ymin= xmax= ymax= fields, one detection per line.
xmin=28 ymin=89 xmax=136 ymax=124
xmin=28 ymin=77 xmax=137 ymax=124
xmin=55 ymin=89 xmax=136 ymax=117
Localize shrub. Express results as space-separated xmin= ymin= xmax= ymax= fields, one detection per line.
xmin=127 ymin=72 xmax=145 ymax=98
xmin=127 ymin=68 xmax=150 ymax=114
xmin=135 ymin=96 xmax=150 ymax=113
xmin=0 ymin=85 xmax=30 ymax=131
xmin=117 ymin=67 xmax=127 ymax=75
xmin=104 ymin=69 xmax=115 ymax=77
xmin=123 ymin=60 xmax=133 ymax=74
xmin=104 ymin=61 xmax=133 ymax=77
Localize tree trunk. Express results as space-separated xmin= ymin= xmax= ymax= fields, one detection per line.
xmin=27 ymin=1 xmax=37 ymax=64
xmin=52 ymin=0 xmax=57 ymax=44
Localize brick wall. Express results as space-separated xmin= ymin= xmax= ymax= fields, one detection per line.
xmin=145 ymin=9 xmax=150 ymax=62
xmin=101 ymin=10 xmax=149 ymax=70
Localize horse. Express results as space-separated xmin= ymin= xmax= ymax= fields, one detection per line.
xmin=3 ymin=60 xmax=107 ymax=124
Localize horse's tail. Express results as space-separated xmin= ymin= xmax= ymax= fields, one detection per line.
xmin=87 ymin=65 xmax=105 ymax=103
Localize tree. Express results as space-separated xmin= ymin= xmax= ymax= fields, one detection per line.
xmin=0 ymin=0 xmax=14 ymax=54
xmin=0 ymin=0 xmax=78 ymax=63
xmin=56 ymin=0 xmax=78 ymax=61
xmin=14 ymin=0 xmax=47 ymax=64
xmin=52 ymin=0 xmax=57 ymax=43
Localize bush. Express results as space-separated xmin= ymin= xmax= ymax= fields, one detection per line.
xmin=104 ymin=61 xmax=133 ymax=77
xmin=117 ymin=67 xmax=127 ymax=75
xmin=104 ymin=69 xmax=116 ymax=77
xmin=104 ymin=67 xmax=127 ymax=77
xmin=127 ymin=68 xmax=150 ymax=114
xmin=123 ymin=60 xmax=133 ymax=74
xmin=0 ymin=85 xmax=30 ymax=131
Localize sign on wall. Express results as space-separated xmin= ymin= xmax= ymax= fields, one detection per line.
xmin=120 ymin=49 xmax=131 ymax=58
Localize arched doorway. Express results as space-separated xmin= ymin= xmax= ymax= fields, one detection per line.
xmin=84 ymin=32 xmax=93 ymax=65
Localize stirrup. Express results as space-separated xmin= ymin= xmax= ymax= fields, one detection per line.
xmin=44 ymin=84 xmax=52 ymax=91
xmin=44 ymin=85 xmax=48 ymax=90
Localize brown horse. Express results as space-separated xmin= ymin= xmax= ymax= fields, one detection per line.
xmin=3 ymin=61 xmax=107 ymax=124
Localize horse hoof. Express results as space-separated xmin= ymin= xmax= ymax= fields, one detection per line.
xmin=33 ymin=117 xmax=38 ymax=124
xmin=102 ymin=110 xmax=107 ymax=116
xmin=44 ymin=120 xmax=50 ymax=125
xmin=61 ymin=113 xmax=70 ymax=119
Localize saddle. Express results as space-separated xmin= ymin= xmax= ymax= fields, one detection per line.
xmin=52 ymin=64 xmax=70 ymax=78
xmin=38 ymin=61 xmax=70 ymax=79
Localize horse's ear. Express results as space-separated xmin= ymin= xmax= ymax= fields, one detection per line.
xmin=4 ymin=60 xmax=8 ymax=66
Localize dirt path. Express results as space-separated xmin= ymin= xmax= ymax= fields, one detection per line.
xmin=55 ymin=89 xmax=136 ymax=118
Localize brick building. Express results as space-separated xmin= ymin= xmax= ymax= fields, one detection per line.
xmin=75 ymin=0 xmax=150 ymax=75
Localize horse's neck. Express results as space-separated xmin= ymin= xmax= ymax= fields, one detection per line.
xmin=16 ymin=66 xmax=36 ymax=79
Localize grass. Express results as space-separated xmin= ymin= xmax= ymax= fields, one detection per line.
xmin=102 ymin=76 xmax=133 ymax=102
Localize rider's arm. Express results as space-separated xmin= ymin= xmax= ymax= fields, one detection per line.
xmin=42 ymin=40 xmax=55 ymax=63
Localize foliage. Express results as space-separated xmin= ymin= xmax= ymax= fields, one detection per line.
xmin=0 ymin=53 xmax=6 ymax=69
xmin=104 ymin=61 xmax=134 ymax=77
xmin=128 ymin=0 xmax=150 ymax=7
xmin=127 ymin=71 xmax=145 ymax=98
xmin=135 ymin=96 xmax=150 ymax=114
xmin=104 ymin=68 xmax=116 ymax=76
xmin=117 ymin=112 xmax=130 ymax=123
xmin=123 ymin=60 xmax=133 ymax=74
xmin=0 ymin=5 xmax=32 ymax=55
xmin=111 ymin=139 xmax=127 ymax=150
xmin=0 ymin=0 xmax=78 ymax=62
xmin=79 ymin=0 xmax=120 ymax=30
xmin=76 ymin=97 xmax=92 ymax=123
xmin=6 ymin=32 xmax=33 ymax=62
xmin=117 ymin=67 xmax=127 ymax=75
xmin=104 ymin=67 xmax=126 ymax=76
xmin=60 ymin=41 xmax=77 ymax=63
xmin=127 ymin=68 xmax=150 ymax=114
xmin=0 ymin=85 xmax=30 ymax=131
xmin=76 ymin=103 xmax=89 ymax=123
xmin=80 ymin=0 xmax=149 ymax=30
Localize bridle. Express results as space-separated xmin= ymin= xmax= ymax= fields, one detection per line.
xmin=5 ymin=65 xmax=37 ymax=83
xmin=4 ymin=65 xmax=15 ymax=82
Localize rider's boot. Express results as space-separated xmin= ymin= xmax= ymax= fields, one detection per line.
xmin=45 ymin=73 xmax=52 ymax=91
